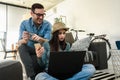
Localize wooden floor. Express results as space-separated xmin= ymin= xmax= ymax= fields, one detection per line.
xmin=91 ymin=71 xmax=120 ymax=80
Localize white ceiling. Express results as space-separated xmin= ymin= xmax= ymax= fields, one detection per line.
xmin=0 ymin=0 xmax=64 ymax=10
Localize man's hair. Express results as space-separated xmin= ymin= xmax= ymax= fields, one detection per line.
xmin=31 ymin=3 xmax=44 ymax=12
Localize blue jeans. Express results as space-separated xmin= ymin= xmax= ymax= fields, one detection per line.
xmin=35 ymin=64 xmax=96 ymax=80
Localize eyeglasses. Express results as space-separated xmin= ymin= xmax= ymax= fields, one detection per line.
xmin=33 ymin=12 xmax=46 ymax=17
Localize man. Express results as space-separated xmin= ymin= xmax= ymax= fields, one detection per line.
xmin=18 ymin=3 xmax=52 ymax=80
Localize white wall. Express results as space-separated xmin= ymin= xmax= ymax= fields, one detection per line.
xmin=0 ymin=4 xmax=6 ymax=32
xmin=0 ymin=4 xmax=30 ymax=49
xmin=48 ymin=0 xmax=120 ymax=49
xmin=1 ymin=0 xmax=120 ymax=49
xmin=7 ymin=6 xmax=29 ymax=48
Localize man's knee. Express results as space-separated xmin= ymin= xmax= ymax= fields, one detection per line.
xmin=18 ymin=44 xmax=27 ymax=50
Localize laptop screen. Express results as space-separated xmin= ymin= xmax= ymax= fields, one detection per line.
xmin=48 ymin=51 xmax=86 ymax=79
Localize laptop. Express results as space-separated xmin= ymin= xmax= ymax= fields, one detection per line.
xmin=48 ymin=51 xmax=86 ymax=79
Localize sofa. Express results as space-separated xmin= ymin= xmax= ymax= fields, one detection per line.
xmin=0 ymin=60 xmax=23 ymax=80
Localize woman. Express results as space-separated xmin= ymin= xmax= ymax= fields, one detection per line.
xmin=35 ymin=22 xmax=96 ymax=80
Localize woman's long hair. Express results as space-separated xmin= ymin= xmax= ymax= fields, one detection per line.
xmin=49 ymin=30 xmax=66 ymax=52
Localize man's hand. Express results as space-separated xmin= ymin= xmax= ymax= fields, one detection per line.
xmin=22 ymin=31 xmax=30 ymax=41
xmin=31 ymin=34 xmax=48 ymax=43
xmin=31 ymin=34 xmax=40 ymax=42
xmin=18 ymin=31 xmax=30 ymax=46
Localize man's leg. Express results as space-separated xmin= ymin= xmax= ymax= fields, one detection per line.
xmin=18 ymin=44 xmax=36 ymax=79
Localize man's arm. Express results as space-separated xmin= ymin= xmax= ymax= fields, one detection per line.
xmin=30 ymin=34 xmax=48 ymax=44
xmin=31 ymin=22 xmax=52 ymax=43
xmin=18 ymin=21 xmax=29 ymax=46
xmin=38 ymin=37 xmax=48 ymax=43
xmin=43 ymin=23 xmax=52 ymax=41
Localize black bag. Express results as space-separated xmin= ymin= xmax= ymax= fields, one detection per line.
xmin=84 ymin=51 xmax=99 ymax=67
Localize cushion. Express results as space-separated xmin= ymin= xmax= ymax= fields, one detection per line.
xmin=70 ymin=37 xmax=92 ymax=51
xmin=70 ymin=37 xmax=97 ymax=64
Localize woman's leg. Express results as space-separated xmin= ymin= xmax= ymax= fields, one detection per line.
xmin=67 ymin=64 xmax=96 ymax=80
xmin=35 ymin=72 xmax=58 ymax=80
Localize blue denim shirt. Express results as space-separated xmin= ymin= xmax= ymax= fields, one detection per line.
xmin=18 ymin=17 xmax=52 ymax=48
xmin=37 ymin=41 xmax=71 ymax=71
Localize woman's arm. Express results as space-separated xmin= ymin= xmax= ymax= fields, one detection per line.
xmin=35 ymin=42 xmax=50 ymax=70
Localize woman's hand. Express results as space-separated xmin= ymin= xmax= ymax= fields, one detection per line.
xmin=35 ymin=47 xmax=44 ymax=58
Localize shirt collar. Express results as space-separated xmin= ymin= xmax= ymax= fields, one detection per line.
xmin=31 ymin=18 xmax=43 ymax=29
